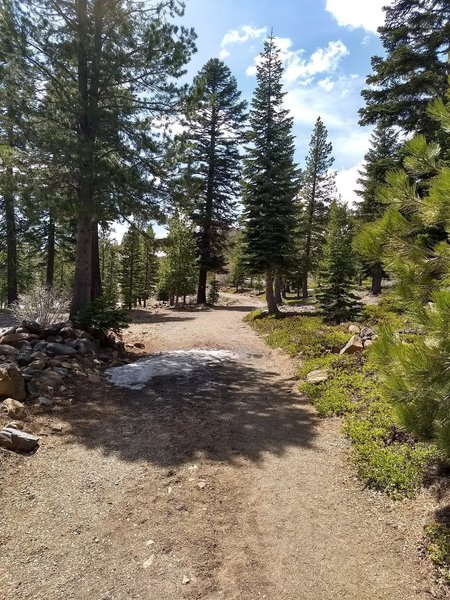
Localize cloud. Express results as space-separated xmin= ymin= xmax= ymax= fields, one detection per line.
xmin=219 ymin=25 xmax=267 ymax=60
xmin=325 ymin=0 xmax=394 ymax=34
xmin=336 ymin=162 xmax=363 ymax=206
xmin=246 ymin=37 xmax=348 ymax=84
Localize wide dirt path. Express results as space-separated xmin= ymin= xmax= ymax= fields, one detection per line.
xmin=0 ymin=296 xmax=438 ymax=599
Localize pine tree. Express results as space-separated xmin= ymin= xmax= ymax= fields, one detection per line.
xmin=316 ymin=201 xmax=361 ymax=323
xmin=242 ymin=35 xmax=298 ymax=314
xmin=365 ymin=88 xmax=450 ymax=454
xmin=229 ymin=232 xmax=247 ymax=292
xmin=19 ymin=0 xmax=196 ymax=317
xmin=359 ymin=0 xmax=450 ymax=142
xmin=99 ymin=229 xmax=120 ymax=304
xmin=296 ymin=117 xmax=336 ymax=299
xmin=207 ymin=275 xmax=220 ymax=306
xmin=158 ymin=215 xmax=198 ymax=306
xmin=181 ymin=58 xmax=247 ymax=304
xmin=355 ymin=124 xmax=402 ymax=294
xmin=120 ymin=227 xmax=143 ymax=310
xmin=140 ymin=225 xmax=158 ymax=307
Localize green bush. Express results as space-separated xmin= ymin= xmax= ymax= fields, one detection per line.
xmin=425 ymin=522 xmax=450 ymax=582
xmin=74 ymin=297 xmax=131 ymax=335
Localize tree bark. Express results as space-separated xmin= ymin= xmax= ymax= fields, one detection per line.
xmin=266 ymin=269 xmax=278 ymax=314
xmin=45 ymin=215 xmax=55 ymax=289
xmin=90 ymin=221 xmax=102 ymax=300
xmin=197 ymin=265 xmax=208 ymax=305
xmin=371 ymin=262 xmax=383 ymax=295
xmin=70 ymin=215 xmax=93 ymax=317
xmin=274 ymin=276 xmax=283 ymax=304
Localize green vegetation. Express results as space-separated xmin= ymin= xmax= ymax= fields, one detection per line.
xmin=425 ymin=522 xmax=450 ymax=582
xmin=247 ymin=304 xmax=441 ymax=498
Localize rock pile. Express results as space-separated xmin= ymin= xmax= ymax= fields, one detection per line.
xmin=0 ymin=320 xmax=128 ymax=452
xmin=340 ymin=325 xmax=376 ymax=355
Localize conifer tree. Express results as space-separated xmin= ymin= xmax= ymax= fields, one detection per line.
xmin=359 ymin=0 xmax=450 ymax=142
xmin=158 ymin=215 xmax=198 ymax=306
xmin=366 ymin=88 xmax=450 ymax=454
xmin=229 ymin=233 xmax=247 ymax=292
xmin=317 ymin=201 xmax=361 ymax=323
xmin=355 ymin=124 xmax=402 ymax=294
xmin=242 ymin=35 xmax=298 ymax=314
xmin=99 ymin=230 xmax=120 ymax=304
xmin=139 ymin=225 xmax=158 ymax=307
xmin=181 ymin=58 xmax=247 ymax=304
xmin=120 ymin=227 xmax=143 ymax=310
xmin=297 ymin=117 xmax=336 ymax=299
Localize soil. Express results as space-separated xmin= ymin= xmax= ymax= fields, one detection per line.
xmin=0 ymin=294 xmax=447 ymax=599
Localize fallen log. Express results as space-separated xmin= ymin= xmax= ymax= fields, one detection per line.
xmin=0 ymin=427 xmax=39 ymax=452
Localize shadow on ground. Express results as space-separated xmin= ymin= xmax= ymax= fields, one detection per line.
xmin=130 ymin=308 xmax=197 ymax=324
xmin=61 ymin=357 xmax=319 ymax=467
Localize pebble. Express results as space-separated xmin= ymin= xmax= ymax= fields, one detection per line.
xmin=182 ymin=576 xmax=190 ymax=585
xmin=143 ymin=554 xmax=155 ymax=569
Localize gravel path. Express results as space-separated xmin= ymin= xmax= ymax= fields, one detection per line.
xmin=0 ymin=296 xmax=441 ymax=599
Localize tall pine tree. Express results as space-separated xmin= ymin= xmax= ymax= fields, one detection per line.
xmin=242 ymin=35 xmax=298 ymax=314
xmin=297 ymin=117 xmax=336 ymax=299
xmin=181 ymin=58 xmax=247 ymax=304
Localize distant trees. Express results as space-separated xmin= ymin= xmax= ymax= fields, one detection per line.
xmin=242 ymin=35 xmax=298 ymax=314
xmin=181 ymin=58 xmax=247 ymax=304
xmin=317 ymin=202 xmax=361 ymax=323
xmin=296 ymin=117 xmax=336 ymax=299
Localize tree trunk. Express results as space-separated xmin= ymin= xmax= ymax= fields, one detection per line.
xmin=274 ymin=276 xmax=283 ymax=304
xmin=46 ymin=215 xmax=55 ymax=289
xmin=265 ymin=270 xmax=278 ymax=314
xmin=197 ymin=265 xmax=208 ymax=304
xmin=90 ymin=221 xmax=102 ymax=300
xmin=4 ymin=185 xmax=17 ymax=305
xmin=70 ymin=215 xmax=93 ymax=317
xmin=371 ymin=263 xmax=383 ymax=295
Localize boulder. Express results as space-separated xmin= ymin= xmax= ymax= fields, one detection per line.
xmin=0 ymin=333 xmax=32 ymax=346
xmin=36 ymin=396 xmax=53 ymax=407
xmin=28 ymin=360 xmax=46 ymax=371
xmin=60 ymin=327 xmax=77 ymax=339
xmin=348 ymin=325 xmax=360 ymax=335
xmin=0 ymin=363 xmax=26 ymax=400
xmin=306 ymin=369 xmax=330 ymax=384
xmin=46 ymin=342 xmax=78 ymax=357
xmin=360 ymin=327 xmax=375 ymax=340
xmin=1 ymin=398 xmax=27 ymax=420
xmin=0 ymin=427 xmax=39 ymax=452
xmin=6 ymin=421 xmax=23 ymax=430
xmin=22 ymin=320 xmax=43 ymax=335
xmin=339 ymin=335 xmax=364 ymax=355
xmin=0 ymin=345 xmax=19 ymax=357
xmin=364 ymin=339 xmax=374 ymax=348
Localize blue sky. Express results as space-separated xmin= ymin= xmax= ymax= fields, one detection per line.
xmin=113 ymin=0 xmax=391 ymax=241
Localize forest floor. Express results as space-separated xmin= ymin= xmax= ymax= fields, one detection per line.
xmin=0 ymin=294 xmax=445 ymax=599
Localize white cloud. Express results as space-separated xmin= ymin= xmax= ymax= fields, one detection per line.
xmin=246 ymin=37 xmax=348 ymax=84
xmin=336 ymin=162 xmax=363 ymax=206
xmin=219 ymin=25 xmax=267 ymax=60
xmin=325 ymin=0 xmax=394 ymax=34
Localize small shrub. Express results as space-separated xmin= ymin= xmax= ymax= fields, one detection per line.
xmin=208 ymin=277 xmax=220 ymax=306
xmin=425 ymin=522 xmax=450 ymax=582
xmin=74 ymin=297 xmax=130 ymax=335
xmin=11 ymin=285 xmax=69 ymax=327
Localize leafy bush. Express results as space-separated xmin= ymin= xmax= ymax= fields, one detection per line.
xmin=11 ymin=285 xmax=69 ymax=327
xmin=425 ymin=522 xmax=450 ymax=582
xmin=74 ymin=297 xmax=130 ymax=335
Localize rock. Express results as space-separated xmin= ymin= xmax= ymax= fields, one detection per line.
xmin=47 ymin=359 xmax=62 ymax=368
xmin=6 ymin=421 xmax=23 ymax=430
xmin=364 ymin=339 xmax=374 ymax=348
xmin=1 ymin=398 xmax=27 ymax=420
xmin=0 ymin=333 xmax=31 ymax=346
xmin=134 ymin=342 xmax=145 ymax=349
xmin=360 ymin=327 xmax=375 ymax=340
xmin=46 ymin=342 xmax=78 ymax=357
xmin=339 ymin=335 xmax=364 ymax=355
xmin=51 ymin=424 xmax=63 ymax=432
xmin=60 ymin=327 xmax=77 ymax=338
xmin=0 ymin=363 xmax=25 ymax=400
xmin=52 ymin=367 xmax=69 ymax=377
xmin=75 ymin=340 xmax=96 ymax=355
xmin=0 ymin=427 xmax=39 ymax=452
xmin=22 ymin=320 xmax=43 ymax=335
xmin=0 ymin=345 xmax=19 ymax=357
xmin=43 ymin=322 xmax=66 ymax=336
xmin=28 ymin=359 xmax=46 ymax=371
xmin=36 ymin=396 xmax=53 ymax=407
xmin=182 ymin=576 xmax=190 ymax=585
xmin=88 ymin=374 xmax=100 ymax=384
xmin=306 ymin=369 xmax=329 ymax=384
xmin=143 ymin=554 xmax=155 ymax=569
xmin=348 ymin=325 xmax=361 ymax=335
xmin=197 ymin=481 xmax=207 ymax=489
xmin=31 ymin=340 xmax=48 ymax=353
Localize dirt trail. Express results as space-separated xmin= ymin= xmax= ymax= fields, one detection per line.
xmin=0 ymin=295 xmax=440 ymax=599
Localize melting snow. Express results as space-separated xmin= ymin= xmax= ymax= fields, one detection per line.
xmin=106 ymin=349 xmax=239 ymax=390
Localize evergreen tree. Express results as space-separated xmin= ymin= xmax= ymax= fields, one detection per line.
xmin=181 ymin=58 xmax=247 ymax=304
xmin=120 ymin=227 xmax=143 ymax=310
xmin=355 ymin=124 xmax=402 ymax=294
xmin=19 ymin=0 xmax=196 ymax=316
xmin=359 ymin=0 xmax=450 ymax=142
xmin=229 ymin=232 xmax=247 ymax=292
xmin=158 ymin=215 xmax=198 ymax=306
xmin=139 ymin=225 xmax=158 ymax=307
xmin=99 ymin=229 xmax=120 ymax=304
xmin=207 ymin=275 xmax=220 ymax=306
xmin=316 ymin=201 xmax=361 ymax=323
xmin=296 ymin=117 xmax=336 ymax=299
xmin=364 ymin=88 xmax=450 ymax=454
xmin=242 ymin=35 xmax=298 ymax=314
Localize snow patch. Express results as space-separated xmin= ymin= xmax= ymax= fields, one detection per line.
xmin=106 ymin=349 xmax=239 ymax=390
